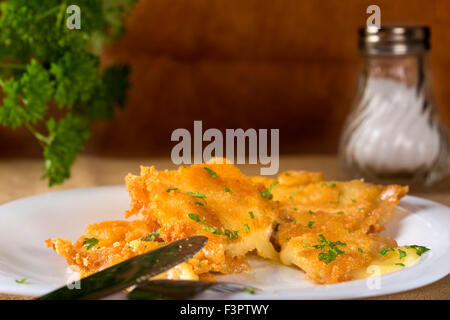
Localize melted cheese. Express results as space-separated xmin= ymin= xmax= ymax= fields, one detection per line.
xmin=352 ymin=247 xmax=421 ymax=279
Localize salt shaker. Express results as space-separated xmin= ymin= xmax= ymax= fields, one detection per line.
xmin=339 ymin=26 xmax=448 ymax=187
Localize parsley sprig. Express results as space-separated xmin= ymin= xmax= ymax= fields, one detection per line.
xmin=313 ymin=234 xmax=346 ymax=264
xmin=0 ymin=1 xmax=136 ymax=186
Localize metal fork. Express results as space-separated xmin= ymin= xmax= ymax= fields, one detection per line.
xmin=127 ymin=280 xmax=258 ymax=300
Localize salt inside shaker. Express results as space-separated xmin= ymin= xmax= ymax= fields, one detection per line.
xmin=339 ymin=26 xmax=448 ymax=187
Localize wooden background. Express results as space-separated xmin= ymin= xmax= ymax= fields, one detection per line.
xmin=1 ymin=0 xmax=450 ymax=157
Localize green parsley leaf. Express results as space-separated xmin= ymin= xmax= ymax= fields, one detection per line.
xmin=224 ymin=186 xmax=232 ymax=194
xmin=195 ymin=201 xmax=205 ymax=207
xmin=351 ymin=198 xmax=357 ymax=203
xmin=141 ymin=229 xmax=160 ymax=242
xmin=203 ymin=167 xmax=217 ymax=178
xmin=404 ymin=245 xmax=430 ymax=256
xmin=83 ymin=237 xmax=99 ymax=251
xmin=260 ymin=180 xmax=278 ymax=199
xmin=308 ymin=210 xmax=315 ymax=214
xmin=201 ymin=225 xmax=238 ymax=239
xmin=15 ymin=277 xmax=27 ymax=284
xmin=379 ymin=248 xmax=394 ymax=256
xmin=187 ymin=191 xmax=206 ymax=199
xmin=313 ymin=234 xmax=346 ymax=264
xmin=248 ymin=211 xmax=255 ymax=219
xmin=188 ymin=213 xmax=206 ymax=223
xmin=358 ymin=248 xmax=364 ymax=253
xmin=166 ymin=188 xmax=178 ymax=193
xmin=395 ymin=263 xmax=405 ymax=267
xmin=398 ymin=249 xmax=407 ymax=259
xmin=308 ymin=221 xmax=315 ymax=228
xmin=244 ymin=224 xmax=250 ymax=233
xmin=243 ymin=287 xmax=256 ymax=294
xmin=43 ymin=116 xmax=91 ymax=186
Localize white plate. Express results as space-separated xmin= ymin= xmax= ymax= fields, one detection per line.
xmin=0 ymin=186 xmax=448 ymax=299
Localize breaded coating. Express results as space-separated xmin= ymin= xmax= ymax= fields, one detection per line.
xmin=46 ymin=220 xmax=162 ymax=278
xmin=47 ymin=161 xmax=409 ymax=284
xmin=277 ymin=211 xmax=398 ymax=283
xmin=266 ymin=171 xmax=408 ymax=283
xmin=255 ymin=171 xmax=408 ymax=233
xmin=124 ymin=158 xmax=279 ymax=274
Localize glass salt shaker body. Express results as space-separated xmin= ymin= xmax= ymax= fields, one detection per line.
xmin=339 ymin=26 xmax=448 ymax=188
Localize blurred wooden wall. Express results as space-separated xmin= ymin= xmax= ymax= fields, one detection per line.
xmin=1 ymin=0 xmax=450 ymax=157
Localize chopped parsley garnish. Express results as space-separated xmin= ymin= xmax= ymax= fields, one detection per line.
xmin=303 ymin=243 xmax=309 ymax=248
xmin=83 ymin=237 xmax=99 ymax=251
xmin=395 ymin=263 xmax=405 ymax=267
xmin=202 ymin=225 xmax=239 ymax=239
xmin=224 ymin=186 xmax=232 ymax=194
xmin=187 ymin=191 xmax=207 ymax=204
xmin=358 ymin=248 xmax=364 ymax=253
xmin=260 ymin=180 xmax=278 ymax=200
xmin=188 ymin=213 xmax=206 ymax=223
xmin=187 ymin=191 xmax=206 ymax=199
xmin=141 ymin=229 xmax=160 ymax=242
xmin=405 ymin=245 xmax=430 ymax=256
xmin=308 ymin=221 xmax=315 ymax=228
xmin=379 ymin=247 xmax=394 ymax=256
xmin=248 ymin=211 xmax=255 ymax=219
xmin=351 ymin=198 xmax=357 ymax=203
xmin=243 ymin=287 xmax=256 ymax=294
xmin=244 ymin=224 xmax=250 ymax=233
xmin=337 ymin=211 xmax=344 ymax=214
xmin=284 ymin=172 xmax=291 ymax=176
xmin=286 ymin=237 xmax=291 ymax=242
xmin=292 ymin=207 xmax=298 ymax=211
xmin=203 ymin=167 xmax=217 ymax=178
xmin=15 ymin=277 xmax=27 ymax=284
xmin=195 ymin=201 xmax=205 ymax=207
xmin=308 ymin=210 xmax=315 ymax=214
xmin=313 ymin=234 xmax=346 ymax=264
xmin=292 ymin=218 xmax=297 ymax=223
xmin=166 ymin=188 xmax=178 ymax=193
xmin=322 ymin=182 xmax=336 ymax=187
xmin=398 ymin=249 xmax=407 ymax=259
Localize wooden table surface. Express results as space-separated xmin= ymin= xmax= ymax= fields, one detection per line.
xmin=0 ymin=155 xmax=448 ymax=300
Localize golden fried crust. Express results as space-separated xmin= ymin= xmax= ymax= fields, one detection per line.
xmin=269 ymin=172 xmax=408 ymax=233
xmin=124 ymin=159 xmax=279 ymax=274
xmin=279 ymin=229 xmax=397 ymax=284
xmin=47 ymin=164 xmax=408 ymax=284
xmin=46 ymin=220 xmax=162 ymax=278
xmin=271 ymin=171 xmax=407 ymax=284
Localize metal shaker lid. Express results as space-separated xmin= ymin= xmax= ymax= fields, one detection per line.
xmin=359 ymin=25 xmax=430 ymax=55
